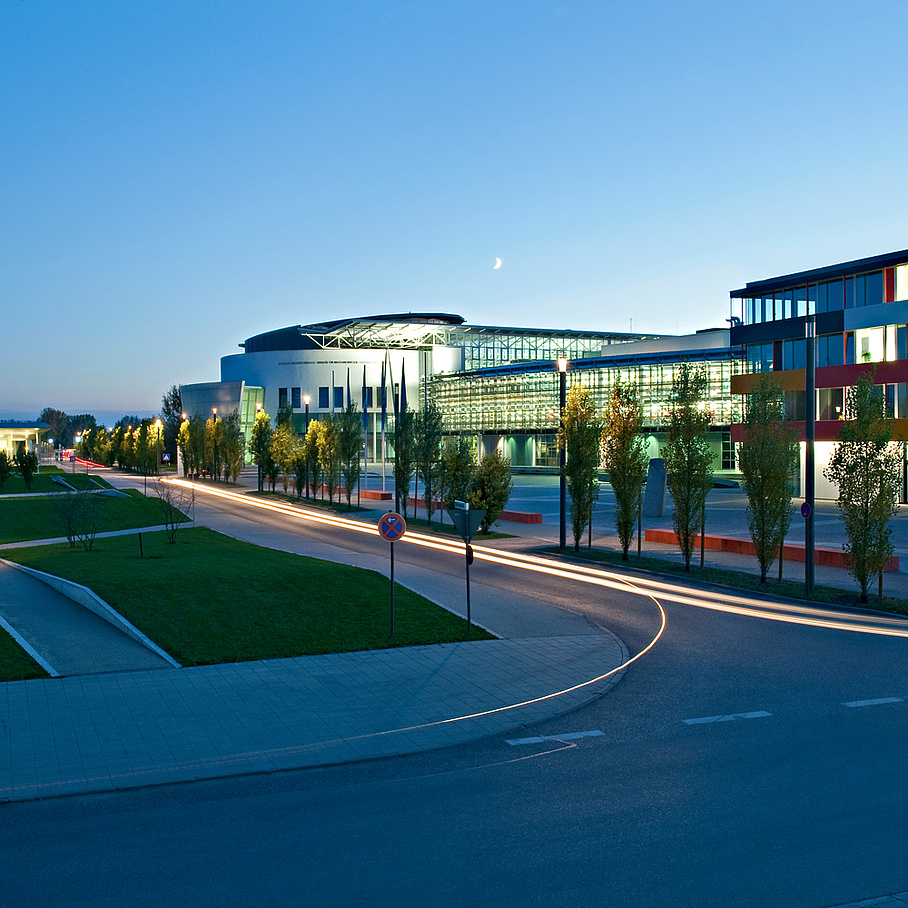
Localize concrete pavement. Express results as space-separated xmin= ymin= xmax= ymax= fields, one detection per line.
xmin=4 ymin=465 xmax=908 ymax=804
xmin=0 ymin=470 xmax=628 ymax=803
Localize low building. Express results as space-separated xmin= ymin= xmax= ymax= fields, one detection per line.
xmin=182 ymin=313 xmax=743 ymax=474
xmin=0 ymin=421 xmax=50 ymax=459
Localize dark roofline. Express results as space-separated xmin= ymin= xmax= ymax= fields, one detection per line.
xmin=303 ymin=313 xmax=466 ymax=331
xmin=730 ymin=248 xmax=908 ymax=298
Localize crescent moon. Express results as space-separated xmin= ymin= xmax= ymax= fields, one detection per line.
xmin=493 ymin=257 xmax=502 ymax=270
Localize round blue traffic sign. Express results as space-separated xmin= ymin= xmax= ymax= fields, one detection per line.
xmin=378 ymin=512 xmax=407 ymax=542
xmin=801 ymin=502 xmax=811 ymax=519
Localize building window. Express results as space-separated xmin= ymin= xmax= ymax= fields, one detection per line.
xmin=721 ymin=433 xmax=735 ymax=470
xmin=364 ymin=386 xmax=374 ymax=408
xmin=333 ymin=387 xmax=344 ymax=409
xmin=291 ymin=388 xmax=301 ymax=409
xmin=278 ymin=388 xmax=288 ymax=408
xmin=818 ymin=388 xmax=844 ymax=421
xmin=784 ymin=390 xmax=806 ymax=422
xmin=318 ymin=387 xmax=329 ymax=408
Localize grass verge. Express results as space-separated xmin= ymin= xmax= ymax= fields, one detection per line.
xmin=542 ymin=546 xmax=908 ymax=615
xmin=0 ymin=467 xmax=112 ymax=495
xmin=0 ymin=628 xmax=49 ymax=682
xmin=2 ymin=527 xmax=493 ymax=670
xmin=0 ymin=489 xmax=184 ymax=544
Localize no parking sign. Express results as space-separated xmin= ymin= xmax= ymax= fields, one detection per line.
xmin=378 ymin=512 xmax=406 ymax=541
xmin=377 ymin=512 xmax=406 ymax=636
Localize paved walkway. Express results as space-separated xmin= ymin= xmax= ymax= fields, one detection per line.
xmin=0 ymin=471 xmax=628 ymax=802
xmin=5 ymin=465 xmax=907 ymax=805
xmin=0 ymin=560 xmax=175 ymax=676
xmin=826 ymin=895 xmax=908 ymax=908
xmin=0 ymin=635 xmax=624 ymax=802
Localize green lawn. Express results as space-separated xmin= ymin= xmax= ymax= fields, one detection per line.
xmin=0 ymin=467 xmax=112 ymax=495
xmin=0 ymin=628 xmax=49 ymax=682
xmin=0 ymin=488 xmax=181 ymax=544
xmin=2 ymin=527 xmax=492 ymax=670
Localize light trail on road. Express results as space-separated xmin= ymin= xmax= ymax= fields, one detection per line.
xmin=167 ymin=479 xmax=908 ymax=639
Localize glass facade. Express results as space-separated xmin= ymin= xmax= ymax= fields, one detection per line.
xmin=426 ymin=352 xmax=743 ymax=471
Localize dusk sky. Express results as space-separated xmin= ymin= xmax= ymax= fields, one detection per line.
xmin=3 ymin=2 xmax=908 ymax=424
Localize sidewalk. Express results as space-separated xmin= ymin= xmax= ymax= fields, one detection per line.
xmin=0 ymin=471 xmax=628 ymax=803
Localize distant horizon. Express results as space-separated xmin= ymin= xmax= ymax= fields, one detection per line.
xmin=0 ymin=409 xmax=161 ymax=429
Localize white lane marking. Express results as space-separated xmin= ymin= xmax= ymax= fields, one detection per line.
xmin=682 ymin=711 xmax=771 ymax=725
xmin=844 ymin=697 xmax=903 ymax=708
xmin=506 ymin=730 xmax=604 ymax=746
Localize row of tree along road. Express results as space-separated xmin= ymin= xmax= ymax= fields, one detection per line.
xmin=562 ymin=363 xmax=901 ymax=603
xmin=69 ymin=369 xmax=900 ymax=602
xmin=192 ymin=402 xmax=514 ymax=535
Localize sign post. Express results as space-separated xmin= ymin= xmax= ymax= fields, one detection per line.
xmin=377 ymin=511 xmax=407 ymax=636
xmin=446 ymin=500 xmax=486 ymax=634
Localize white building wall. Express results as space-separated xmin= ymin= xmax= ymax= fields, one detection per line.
xmin=220 ymin=348 xmax=423 ymax=419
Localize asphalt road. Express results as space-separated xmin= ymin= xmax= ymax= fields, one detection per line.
xmin=3 ymin=478 xmax=907 ymax=907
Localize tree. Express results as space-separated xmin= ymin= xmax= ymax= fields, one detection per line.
xmin=153 ymin=477 xmax=192 ymax=544
xmin=663 ymin=362 xmax=713 ymax=571
xmin=824 ymin=371 xmax=901 ymax=601
xmin=558 ymin=384 xmax=603 ymax=551
xmin=738 ymin=374 xmax=798 ymax=582
xmin=204 ymin=415 xmax=223 ymax=481
xmin=304 ymin=419 xmax=322 ymax=498
xmin=414 ymin=403 xmax=444 ymax=524
xmin=178 ymin=415 xmax=206 ymax=479
xmin=160 ymin=385 xmax=183 ymax=462
xmin=247 ymin=409 xmax=273 ymax=492
xmin=0 ymin=450 xmax=11 ymax=491
xmin=68 ymin=414 xmax=97 ymax=447
xmin=39 ymin=407 xmax=69 ymax=447
xmin=53 ymin=489 xmax=104 ymax=551
xmin=220 ymin=409 xmax=245 ymax=483
xmin=271 ymin=423 xmax=301 ymax=493
xmin=601 ymin=380 xmax=649 ymax=560
xmin=134 ymin=422 xmax=153 ymax=479
xmin=469 ymin=449 xmax=514 ymax=534
xmin=393 ymin=406 xmax=416 ymax=517
xmin=15 ymin=449 xmax=39 ymax=489
xmin=318 ymin=415 xmax=342 ymax=502
xmin=440 ymin=437 xmax=476 ymax=520
xmin=338 ymin=404 xmax=364 ymax=509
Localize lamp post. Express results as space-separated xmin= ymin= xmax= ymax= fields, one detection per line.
xmin=211 ymin=407 xmax=218 ymax=483
xmin=255 ymin=402 xmax=263 ymax=492
xmin=805 ymin=315 xmax=816 ymax=595
xmin=303 ymin=394 xmax=311 ymax=499
xmin=557 ymin=356 xmax=568 ymax=549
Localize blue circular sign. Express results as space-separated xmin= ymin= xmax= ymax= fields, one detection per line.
xmin=801 ymin=502 xmax=811 ymax=519
xmin=378 ymin=512 xmax=407 ymax=542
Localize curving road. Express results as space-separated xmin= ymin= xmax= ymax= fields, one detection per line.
xmin=4 ymin=478 xmax=908 ymax=907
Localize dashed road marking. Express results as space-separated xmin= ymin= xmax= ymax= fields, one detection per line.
xmin=682 ymin=711 xmax=772 ymax=725
xmin=506 ymin=730 xmax=604 ymax=746
xmin=844 ymin=697 xmax=903 ymax=708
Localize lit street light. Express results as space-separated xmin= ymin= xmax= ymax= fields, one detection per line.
xmin=557 ymin=356 xmax=568 ymax=549
xmin=303 ymin=394 xmax=311 ymax=498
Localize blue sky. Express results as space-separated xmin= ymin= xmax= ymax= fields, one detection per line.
xmin=3 ymin=1 xmax=908 ymax=423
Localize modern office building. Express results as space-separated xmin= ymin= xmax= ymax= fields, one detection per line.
xmin=181 ymin=313 xmax=744 ymax=474
xmin=729 ymin=248 xmax=908 ymax=499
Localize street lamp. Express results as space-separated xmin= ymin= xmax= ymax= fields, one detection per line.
xmin=303 ymin=394 xmax=311 ymax=499
xmin=211 ymin=408 xmax=218 ymax=483
xmin=557 ymin=356 xmax=568 ymax=549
